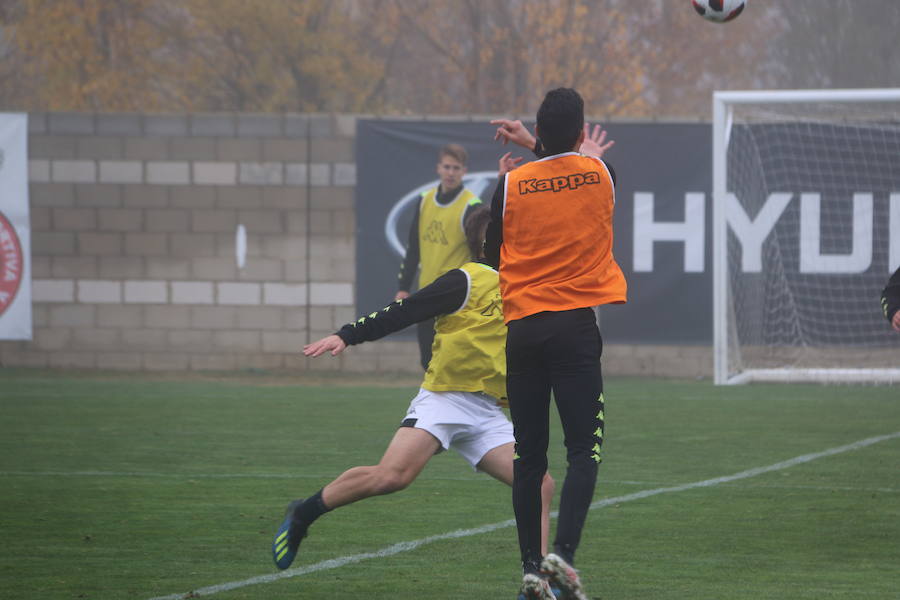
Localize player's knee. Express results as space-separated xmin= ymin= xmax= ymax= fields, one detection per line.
xmin=372 ymin=469 xmax=414 ymax=495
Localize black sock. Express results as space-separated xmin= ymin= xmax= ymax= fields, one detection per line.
xmin=522 ymin=559 xmax=543 ymax=576
xmin=293 ymin=489 xmax=331 ymax=525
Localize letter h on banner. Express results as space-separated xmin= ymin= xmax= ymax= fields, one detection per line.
xmin=632 ymin=192 xmax=705 ymax=273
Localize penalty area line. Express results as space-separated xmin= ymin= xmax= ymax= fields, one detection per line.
xmin=147 ymin=431 xmax=900 ymax=600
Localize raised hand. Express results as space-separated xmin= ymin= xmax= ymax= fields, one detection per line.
xmin=498 ymin=151 xmax=524 ymax=176
xmin=491 ymin=118 xmax=537 ymax=151
xmin=579 ymin=123 xmax=615 ymax=158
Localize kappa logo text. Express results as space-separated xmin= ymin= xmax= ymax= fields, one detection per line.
xmin=518 ymin=171 xmax=603 ymax=195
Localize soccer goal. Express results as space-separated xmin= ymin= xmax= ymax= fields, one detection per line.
xmin=712 ymin=89 xmax=900 ymax=384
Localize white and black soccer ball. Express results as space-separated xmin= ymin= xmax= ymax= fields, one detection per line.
xmin=691 ymin=0 xmax=746 ymax=23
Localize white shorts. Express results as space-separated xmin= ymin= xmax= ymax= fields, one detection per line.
xmin=401 ymin=388 xmax=514 ymax=469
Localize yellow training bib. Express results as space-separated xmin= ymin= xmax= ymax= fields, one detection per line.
xmin=423 ymin=262 xmax=507 ymax=403
xmin=417 ymin=188 xmax=481 ymax=289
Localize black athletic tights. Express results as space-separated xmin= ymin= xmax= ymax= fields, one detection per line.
xmin=507 ymin=308 xmax=605 ymax=572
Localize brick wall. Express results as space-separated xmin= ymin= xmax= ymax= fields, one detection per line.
xmin=0 ymin=111 xmax=419 ymax=373
xmin=0 ymin=111 xmax=709 ymax=378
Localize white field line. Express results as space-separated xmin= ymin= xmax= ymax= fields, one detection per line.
xmin=584 ymin=431 xmax=900 ymax=511
xmin=717 ymin=483 xmax=899 ymax=493
xmin=141 ymin=430 xmax=899 ymax=600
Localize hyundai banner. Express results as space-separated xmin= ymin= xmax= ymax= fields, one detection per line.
xmin=355 ymin=119 xmax=897 ymax=345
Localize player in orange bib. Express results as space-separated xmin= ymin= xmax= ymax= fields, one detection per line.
xmin=486 ymin=88 xmax=625 ymax=600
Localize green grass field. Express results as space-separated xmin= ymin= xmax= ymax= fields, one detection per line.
xmin=1 ymin=369 xmax=898 ymax=600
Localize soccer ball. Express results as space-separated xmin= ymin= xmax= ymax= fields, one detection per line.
xmin=691 ymin=0 xmax=746 ymax=23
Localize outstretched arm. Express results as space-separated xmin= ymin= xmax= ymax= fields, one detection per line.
xmin=305 ymin=269 xmax=469 ymax=359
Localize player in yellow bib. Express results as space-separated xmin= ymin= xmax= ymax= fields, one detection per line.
xmin=396 ymin=143 xmax=484 ymax=370
xmin=273 ymin=207 xmax=555 ymax=582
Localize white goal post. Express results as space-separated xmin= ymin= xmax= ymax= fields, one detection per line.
xmin=712 ymin=89 xmax=900 ymax=385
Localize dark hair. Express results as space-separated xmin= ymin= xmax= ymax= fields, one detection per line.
xmin=464 ymin=205 xmax=491 ymax=259
xmin=536 ymin=88 xmax=584 ymax=155
xmin=439 ymin=143 xmax=468 ymax=166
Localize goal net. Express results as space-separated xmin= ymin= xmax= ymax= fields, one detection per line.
xmin=713 ymin=89 xmax=900 ymax=384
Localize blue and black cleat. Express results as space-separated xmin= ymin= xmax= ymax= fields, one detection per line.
xmin=272 ymin=499 xmax=308 ymax=570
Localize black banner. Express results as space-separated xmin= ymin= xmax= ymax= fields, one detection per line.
xmin=355 ymin=119 xmax=899 ymax=346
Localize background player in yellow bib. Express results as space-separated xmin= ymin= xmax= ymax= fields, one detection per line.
xmin=273 ymin=206 xmax=555 ymax=579
xmin=396 ymin=143 xmax=484 ymax=370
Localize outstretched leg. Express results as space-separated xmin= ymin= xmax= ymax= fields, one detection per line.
xmin=273 ymin=426 xmax=440 ymax=569
xmin=322 ymin=426 xmax=440 ymax=508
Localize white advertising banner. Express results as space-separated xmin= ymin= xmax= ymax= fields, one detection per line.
xmin=0 ymin=113 xmax=31 ymax=340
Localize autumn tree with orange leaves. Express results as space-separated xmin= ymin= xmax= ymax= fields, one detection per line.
xmin=0 ymin=0 xmax=384 ymax=112
xmin=368 ymin=0 xmax=780 ymax=118
xmin=0 ymin=0 xmax=175 ymax=111
xmin=2 ymin=0 xmax=892 ymax=118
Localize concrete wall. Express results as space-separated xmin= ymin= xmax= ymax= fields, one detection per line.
xmin=0 ymin=111 xmax=710 ymax=378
